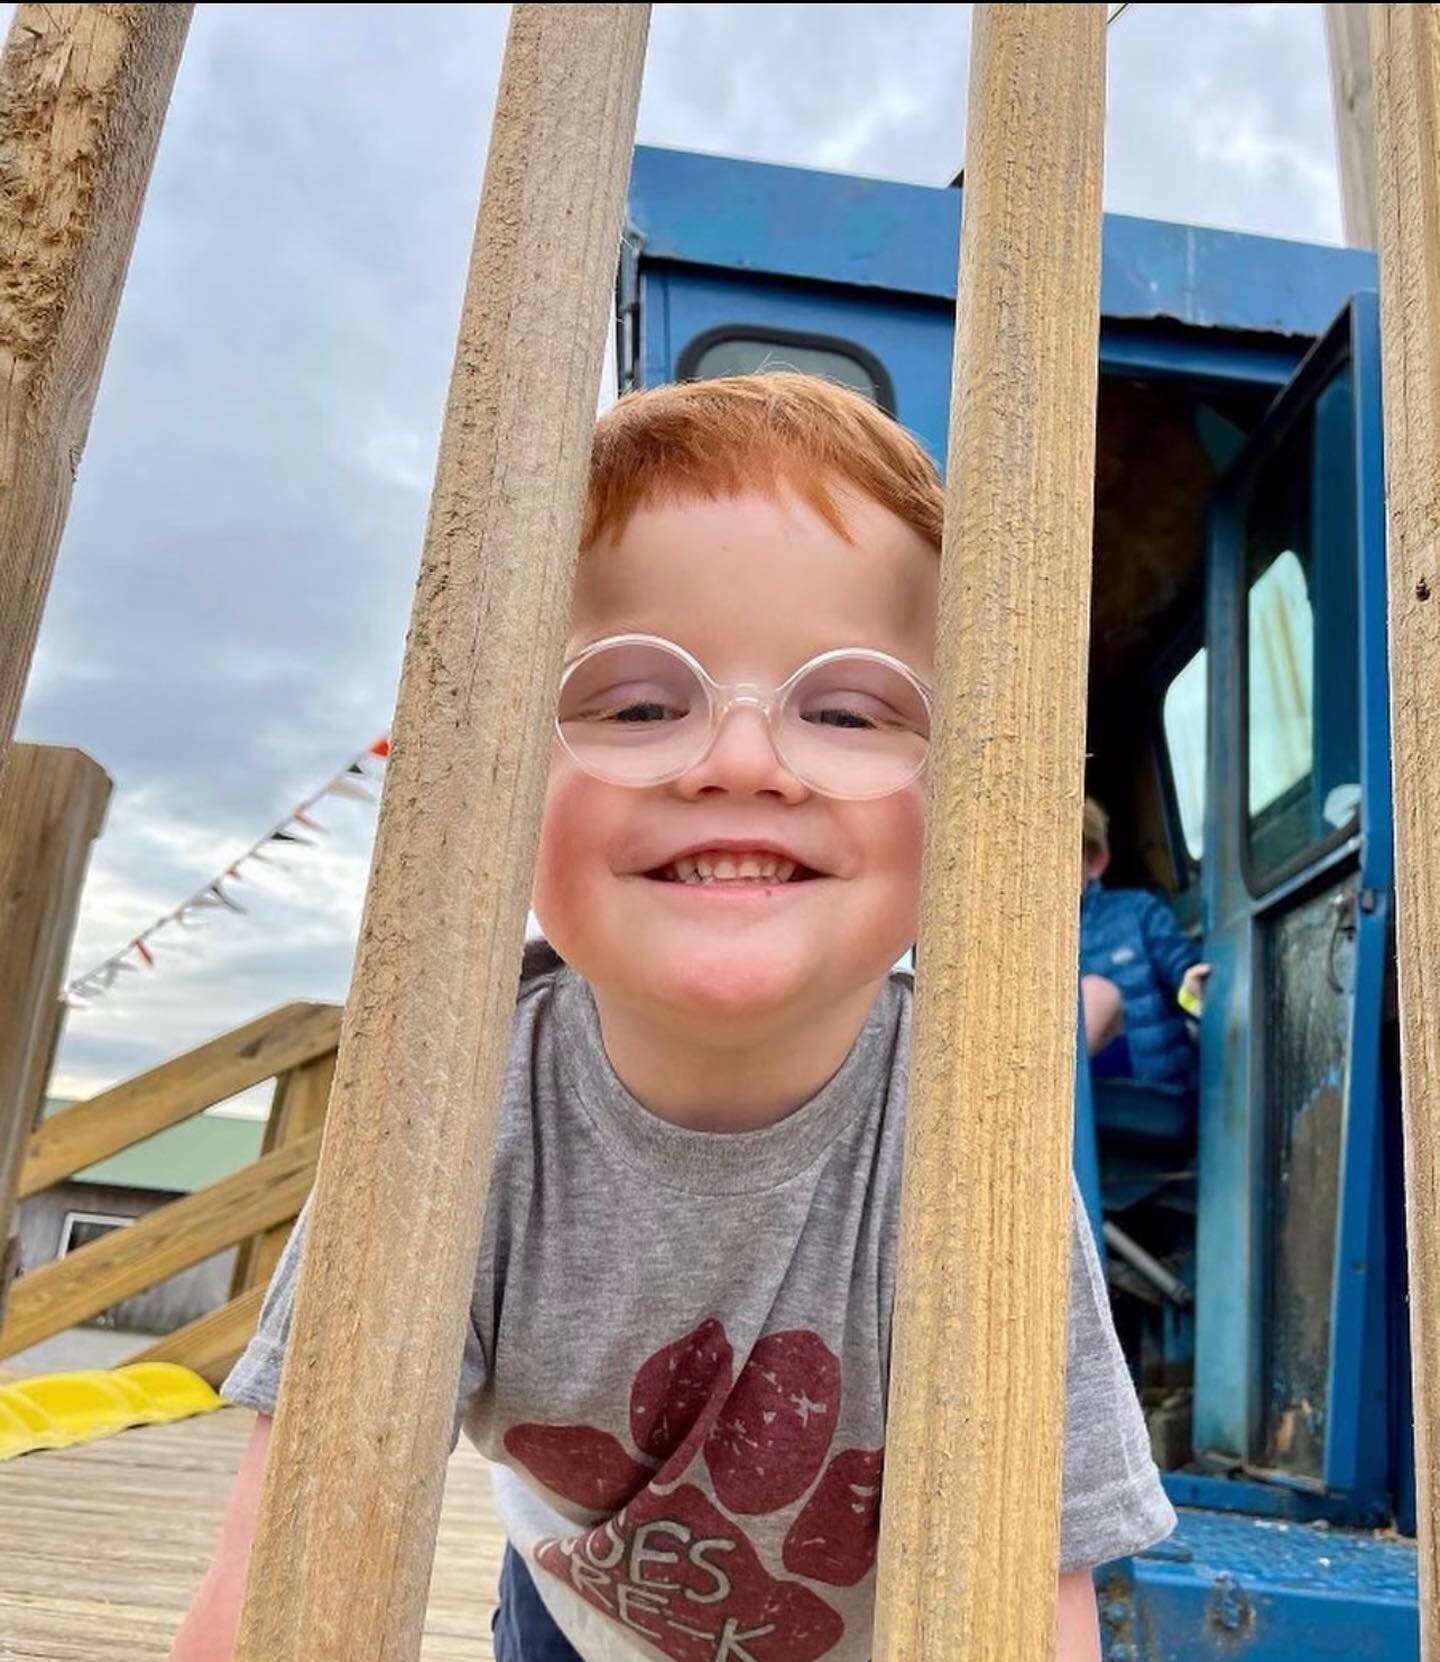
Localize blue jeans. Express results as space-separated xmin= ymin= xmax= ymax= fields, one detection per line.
xmin=492 ymin=1547 xmax=584 ymax=1661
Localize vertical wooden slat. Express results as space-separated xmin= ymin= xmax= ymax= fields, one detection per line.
xmin=233 ymin=8 xmax=650 ymax=1659
xmin=0 ymin=4 xmax=191 ymax=773
xmin=229 ymin=1051 xmax=335 ymax=1297
xmin=1327 ymin=3 xmax=1378 ymax=247
xmin=0 ymin=745 xmax=110 ymax=1319
xmin=873 ymin=6 xmax=1106 ymax=1659
xmin=1371 ymin=6 xmax=1440 ymax=1653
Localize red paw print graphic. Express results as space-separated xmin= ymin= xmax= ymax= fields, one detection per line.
xmin=506 ymin=1320 xmax=884 ymax=1661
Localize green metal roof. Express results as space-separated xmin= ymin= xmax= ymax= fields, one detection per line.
xmin=42 ymin=1101 xmax=265 ymax=1194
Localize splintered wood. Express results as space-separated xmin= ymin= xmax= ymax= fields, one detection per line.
xmin=874 ymin=6 xmax=1107 ymax=1659
xmin=1371 ymin=6 xmax=1440 ymax=1656
xmin=0 ymin=5 xmax=191 ymax=770
xmin=233 ymin=8 xmax=650 ymax=1661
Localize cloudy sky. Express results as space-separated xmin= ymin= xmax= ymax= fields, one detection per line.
xmin=17 ymin=2 xmax=1342 ymax=1101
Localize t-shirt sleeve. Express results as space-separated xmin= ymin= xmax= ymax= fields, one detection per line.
xmin=220 ymin=1196 xmax=490 ymax=1447
xmin=1060 ymin=1192 xmax=1177 ymax=1570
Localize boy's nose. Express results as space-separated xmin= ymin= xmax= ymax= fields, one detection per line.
xmin=672 ymin=704 xmax=809 ymax=803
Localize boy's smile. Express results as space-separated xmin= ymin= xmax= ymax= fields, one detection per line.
xmin=532 ymin=483 xmax=937 ymax=1110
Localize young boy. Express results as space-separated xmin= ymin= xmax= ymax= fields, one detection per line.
xmin=1079 ymin=796 xmax=1209 ymax=1088
xmin=169 ymin=374 xmax=1174 ymax=1662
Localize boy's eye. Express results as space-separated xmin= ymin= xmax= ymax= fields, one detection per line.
xmin=570 ymin=680 xmax=692 ymax=724
xmin=798 ymin=693 xmax=915 ymax=734
xmin=807 ymin=705 xmax=879 ymax=730
xmin=612 ymin=700 xmax=669 ymax=724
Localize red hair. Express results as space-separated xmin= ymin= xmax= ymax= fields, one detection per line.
xmin=583 ymin=372 xmax=943 ymax=551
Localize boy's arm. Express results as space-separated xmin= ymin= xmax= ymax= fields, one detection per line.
xmin=166 ymin=1412 xmax=272 ymax=1661
xmin=1138 ymin=893 xmax=1202 ymax=996
xmin=1055 ymin=1569 xmax=1102 ymax=1661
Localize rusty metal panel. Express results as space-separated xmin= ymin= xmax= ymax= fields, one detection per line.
xmin=1261 ymin=875 xmax=1357 ymax=1479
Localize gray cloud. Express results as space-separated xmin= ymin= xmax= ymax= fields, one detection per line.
xmin=17 ymin=2 xmax=1341 ymax=1096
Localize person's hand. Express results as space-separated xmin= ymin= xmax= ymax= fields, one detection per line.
xmin=1179 ymin=962 xmax=1211 ymax=1015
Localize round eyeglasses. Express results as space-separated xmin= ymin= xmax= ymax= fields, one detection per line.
xmin=555 ymin=634 xmax=932 ymax=800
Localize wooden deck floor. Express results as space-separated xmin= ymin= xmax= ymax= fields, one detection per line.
xmin=0 ymin=1405 xmax=505 ymax=1660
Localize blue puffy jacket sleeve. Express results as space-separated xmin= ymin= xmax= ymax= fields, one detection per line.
xmin=1137 ymin=892 xmax=1202 ymax=995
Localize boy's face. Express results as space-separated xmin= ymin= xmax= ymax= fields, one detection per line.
xmin=533 ymin=485 xmax=938 ymax=1036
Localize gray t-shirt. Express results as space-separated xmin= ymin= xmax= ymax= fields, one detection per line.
xmin=225 ymin=945 xmax=1174 ymax=1662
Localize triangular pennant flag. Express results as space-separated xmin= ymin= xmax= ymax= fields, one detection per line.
xmin=347 ymin=762 xmax=367 ymax=776
xmin=271 ymin=828 xmax=315 ymax=846
xmin=210 ymin=882 xmax=246 ymax=915
xmin=369 ymin=736 xmax=390 ymax=758
xmin=325 ymin=777 xmax=374 ymax=803
xmin=134 ymin=939 xmax=155 ymax=968
xmin=292 ymin=809 xmax=326 ymax=833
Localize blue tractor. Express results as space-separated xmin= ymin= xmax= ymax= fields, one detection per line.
xmin=621 ymin=144 xmax=1416 ymax=1659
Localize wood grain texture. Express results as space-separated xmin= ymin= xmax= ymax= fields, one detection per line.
xmin=129 ymin=1284 xmax=265 ymax=1385
xmin=234 ymin=9 xmax=649 ymax=1659
xmin=1327 ymin=4 xmax=1378 ymax=247
xmin=0 ymin=4 xmax=190 ymax=770
xmin=0 ymin=1131 xmax=317 ymax=1358
xmin=0 ymin=745 xmax=110 ymax=1315
xmin=229 ymin=1052 xmax=333 ymax=1297
xmin=872 ymin=7 xmax=1106 ymax=1659
xmin=0 ymin=1408 xmax=506 ymax=1661
xmin=20 ymin=1001 xmax=339 ymax=1198
xmin=1371 ymin=6 xmax=1440 ymax=1651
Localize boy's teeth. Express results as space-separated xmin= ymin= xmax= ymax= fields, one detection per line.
xmin=664 ymin=852 xmax=802 ymax=884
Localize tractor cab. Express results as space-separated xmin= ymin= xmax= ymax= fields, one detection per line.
xmin=623 ymin=144 xmax=1415 ymax=1654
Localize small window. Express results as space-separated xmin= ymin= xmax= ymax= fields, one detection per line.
xmin=1162 ymin=647 xmax=1207 ymax=863
xmin=58 ymin=1210 xmax=131 ymax=1256
xmin=677 ymin=327 xmax=894 ymax=412
xmin=1242 ymin=377 xmax=1360 ymax=888
xmin=1248 ymin=549 xmax=1313 ymax=824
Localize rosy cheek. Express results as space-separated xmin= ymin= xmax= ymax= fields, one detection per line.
xmin=533 ymin=766 xmax=593 ymax=919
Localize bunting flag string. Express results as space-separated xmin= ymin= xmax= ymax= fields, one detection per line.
xmin=65 ymin=735 xmax=391 ymax=1007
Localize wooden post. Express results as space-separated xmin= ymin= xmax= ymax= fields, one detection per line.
xmin=872 ymin=7 xmax=1106 ymax=1659
xmin=233 ymin=8 xmax=649 ymax=1659
xmin=0 ymin=4 xmax=190 ymax=776
xmin=229 ymin=1051 xmax=335 ymax=1297
xmin=0 ymin=745 xmax=110 ymax=1319
xmin=1371 ymin=6 xmax=1440 ymax=1652
xmin=1326 ymin=3 xmax=1378 ymax=247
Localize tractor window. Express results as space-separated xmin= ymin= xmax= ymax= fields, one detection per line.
xmin=677 ymin=327 xmax=894 ymax=411
xmin=1248 ymin=548 xmax=1314 ymax=838
xmin=1162 ymin=646 xmax=1207 ymax=863
xmin=1242 ymin=369 xmax=1361 ymax=889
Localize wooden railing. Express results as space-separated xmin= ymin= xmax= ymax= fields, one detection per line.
xmin=0 ymin=1002 xmax=339 ymax=1384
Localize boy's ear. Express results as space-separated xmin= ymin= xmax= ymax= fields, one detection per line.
xmin=1083 ymin=841 xmax=1111 ymax=881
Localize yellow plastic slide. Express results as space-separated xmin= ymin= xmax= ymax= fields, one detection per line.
xmin=0 ymin=1362 xmax=222 ymax=1459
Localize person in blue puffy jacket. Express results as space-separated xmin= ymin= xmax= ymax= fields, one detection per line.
xmin=1079 ymin=798 xmax=1209 ymax=1092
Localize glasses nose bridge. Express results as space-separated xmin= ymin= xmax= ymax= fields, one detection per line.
xmin=710 ymin=680 xmax=778 ymax=729
xmin=702 ymin=682 xmax=790 ymax=781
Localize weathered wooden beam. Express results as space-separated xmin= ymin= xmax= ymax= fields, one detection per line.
xmin=1371 ymin=6 xmax=1440 ymax=1652
xmin=0 ymin=745 xmax=110 ymax=1319
xmin=1327 ymin=3 xmax=1378 ymax=247
xmin=872 ymin=7 xmax=1106 ymax=1660
xmin=20 ymin=1002 xmax=339 ymax=1199
xmin=0 ymin=4 xmax=191 ymax=772
xmin=234 ymin=9 xmax=649 ymax=1659
xmin=130 ymin=1284 xmax=265 ymax=1386
xmin=229 ymin=1052 xmax=333 ymax=1298
xmin=0 ymin=1131 xmax=317 ymax=1359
